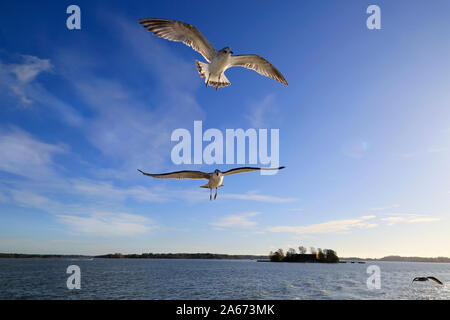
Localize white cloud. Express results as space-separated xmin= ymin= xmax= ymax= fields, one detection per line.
xmin=0 ymin=126 xmax=67 ymax=179
xmin=222 ymin=191 xmax=297 ymax=203
xmin=9 ymin=189 xmax=55 ymax=209
xmin=408 ymin=217 xmax=440 ymax=223
xmin=57 ymin=212 xmax=154 ymax=236
xmin=211 ymin=212 xmax=261 ymax=229
xmin=10 ymin=55 xmax=52 ymax=83
xmin=0 ymin=55 xmax=83 ymax=125
xmin=245 ymin=93 xmax=279 ymax=128
xmin=360 ymin=215 xmax=377 ymax=220
xmin=269 ymin=213 xmax=441 ymax=235
xmin=381 ymin=214 xmax=440 ymax=226
xmin=70 ymin=179 xmax=166 ymax=203
xmin=381 ymin=216 xmax=405 ymax=226
xmin=268 ymin=215 xmax=377 ymax=235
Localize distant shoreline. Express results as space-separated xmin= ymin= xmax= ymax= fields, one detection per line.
xmin=340 ymin=255 xmax=450 ymax=263
xmin=1 ymin=253 xmax=450 ymax=263
xmin=0 ymin=253 xmax=267 ymax=260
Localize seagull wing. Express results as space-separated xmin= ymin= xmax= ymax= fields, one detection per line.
xmin=228 ymin=55 xmax=288 ymax=86
xmin=222 ymin=166 xmax=285 ymax=176
xmin=427 ymin=277 xmax=444 ymax=285
xmin=137 ymin=169 xmax=210 ymax=180
xmin=411 ymin=277 xmax=421 ymax=284
xmin=139 ymin=18 xmax=217 ymax=62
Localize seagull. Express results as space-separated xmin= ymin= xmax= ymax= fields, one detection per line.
xmin=137 ymin=166 xmax=285 ymax=200
xmin=138 ymin=18 xmax=288 ymax=90
xmin=412 ymin=276 xmax=444 ymax=285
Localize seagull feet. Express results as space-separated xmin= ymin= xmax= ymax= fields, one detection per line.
xmin=214 ymin=193 xmax=217 ymax=200
xmin=210 ymin=194 xmax=212 ymax=201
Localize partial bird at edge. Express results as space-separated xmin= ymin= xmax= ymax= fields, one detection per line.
xmin=411 ymin=276 xmax=444 ymax=285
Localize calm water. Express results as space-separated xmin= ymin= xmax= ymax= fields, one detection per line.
xmin=0 ymin=258 xmax=449 ymax=299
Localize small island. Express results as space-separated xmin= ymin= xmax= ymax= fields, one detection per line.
xmin=268 ymin=246 xmax=339 ymax=263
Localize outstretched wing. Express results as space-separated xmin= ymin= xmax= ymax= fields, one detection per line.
xmin=137 ymin=169 xmax=210 ymax=180
xmin=139 ymin=18 xmax=217 ymax=62
xmin=411 ymin=277 xmax=421 ymax=284
xmin=427 ymin=277 xmax=444 ymax=285
xmin=222 ymin=166 xmax=285 ymax=176
xmin=228 ymin=55 xmax=288 ymax=86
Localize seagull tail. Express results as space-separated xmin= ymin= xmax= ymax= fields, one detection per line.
xmin=196 ymin=60 xmax=208 ymax=79
xmin=196 ymin=60 xmax=230 ymax=89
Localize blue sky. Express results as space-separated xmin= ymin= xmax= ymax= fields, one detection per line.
xmin=0 ymin=1 xmax=449 ymax=257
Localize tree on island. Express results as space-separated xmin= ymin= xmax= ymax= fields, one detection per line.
xmin=317 ymin=248 xmax=325 ymax=261
xmin=286 ymin=248 xmax=296 ymax=257
xmin=269 ymin=249 xmax=285 ymax=262
xmin=298 ymin=246 xmax=307 ymax=254
xmin=323 ymin=249 xmax=339 ymax=263
xmin=269 ymin=246 xmax=339 ymax=263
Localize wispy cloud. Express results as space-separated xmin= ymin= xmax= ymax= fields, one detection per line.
xmin=211 ymin=212 xmax=261 ymax=229
xmin=57 ymin=212 xmax=154 ymax=236
xmin=395 ymin=146 xmax=448 ymax=159
xmin=0 ymin=54 xmax=52 ymax=105
xmin=70 ymin=179 xmax=167 ymax=203
xmin=0 ymin=126 xmax=67 ymax=179
xmin=9 ymin=55 xmax=52 ymax=83
xmin=222 ymin=191 xmax=297 ymax=203
xmin=245 ymin=93 xmax=279 ymax=128
xmin=267 ymin=215 xmax=377 ymax=235
xmin=381 ymin=214 xmax=440 ymax=226
xmin=0 ymin=54 xmax=83 ymax=126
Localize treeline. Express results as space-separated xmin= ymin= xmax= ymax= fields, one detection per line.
xmin=269 ymin=246 xmax=339 ymax=263
xmin=0 ymin=253 xmax=90 ymax=259
xmin=95 ymin=253 xmax=267 ymax=260
xmin=378 ymin=256 xmax=450 ymax=263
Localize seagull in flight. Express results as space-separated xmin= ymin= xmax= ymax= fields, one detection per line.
xmin=138 ymin=18 xmax=288 ymax=90
xmin=137 ymin=166 xmax=285 ymax=200
xmin=411 ymin=276 xmax=444 ymax=285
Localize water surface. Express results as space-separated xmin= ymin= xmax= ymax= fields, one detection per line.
xmin=0 ymin=259 xmax=449 ymax=299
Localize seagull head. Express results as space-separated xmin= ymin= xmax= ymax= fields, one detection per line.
xmin=220 ymin=47 xmax=233 ymax=55
xmin=214 ymin=169 xmax=222 ymax=176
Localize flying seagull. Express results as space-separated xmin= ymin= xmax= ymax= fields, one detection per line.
xmin=138 ymin=18 xmax=288 ymax=90
xmin=137 ymin=166 xmax=285 ymax=200
xmin=412 ymin=277 xmax=444 ymax=285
